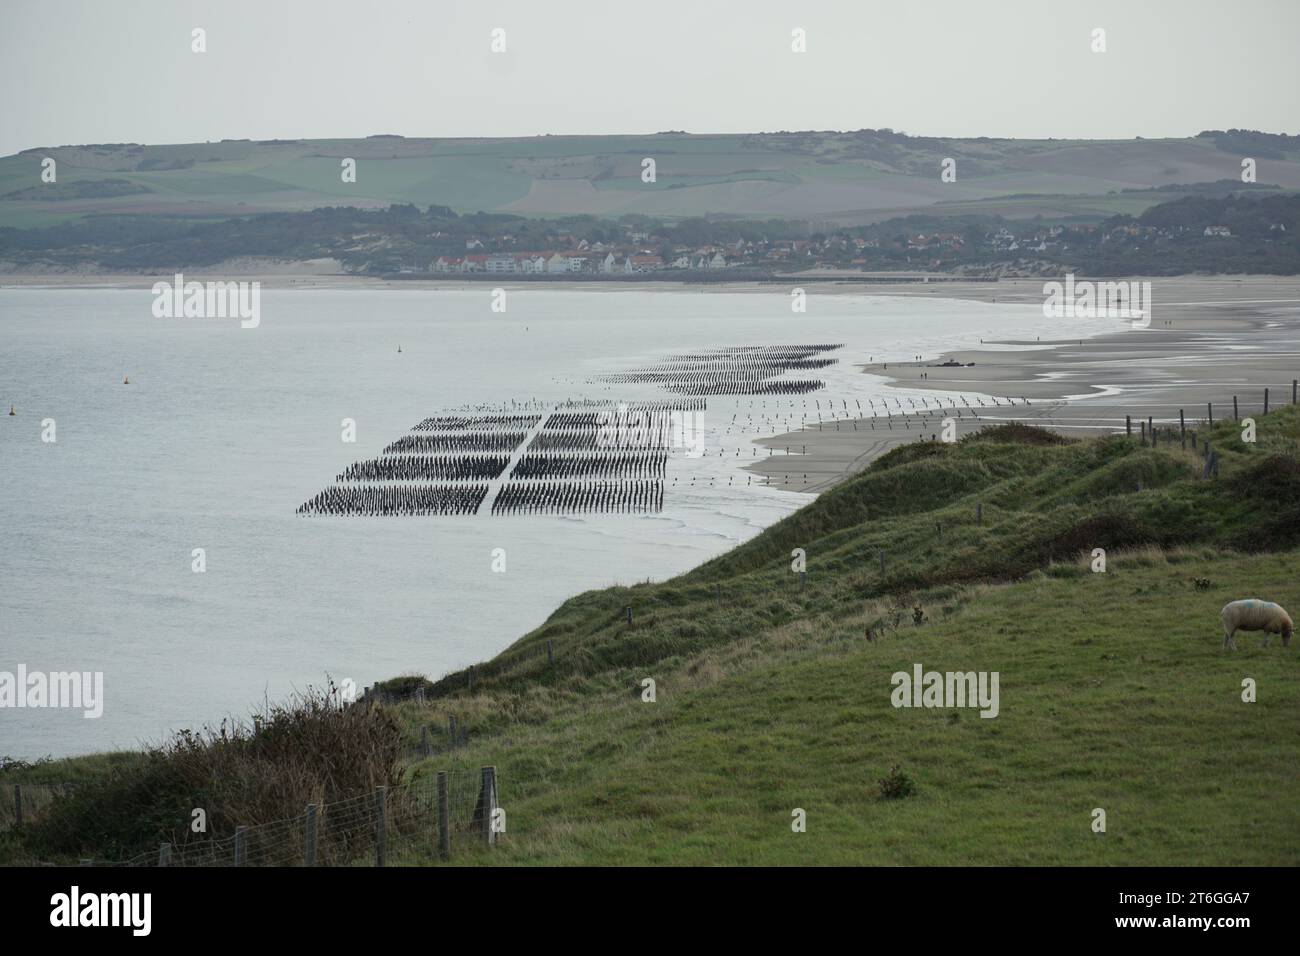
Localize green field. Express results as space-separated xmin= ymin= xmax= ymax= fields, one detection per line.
xmin=5 ymin=131 xmax=1299 ymax=229
xmin=382 ymin=410 xmax=1300 ymax=865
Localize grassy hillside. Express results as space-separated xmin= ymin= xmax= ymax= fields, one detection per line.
xmin=5 ymin=408 xmax=1299 ymax=865
xmin=383 ymin=409 xmax=1300 ymax=865
xmin=5 ymin=130 xmax=1300 ymax=229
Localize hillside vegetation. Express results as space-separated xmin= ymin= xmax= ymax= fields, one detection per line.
xmin=384 ymin=408 xmax=1300 ymax=864
xmin=5 ymin=408 xmax=1299 ymax=865
xmin=5 ymin=130 xmax=1300 ymax=229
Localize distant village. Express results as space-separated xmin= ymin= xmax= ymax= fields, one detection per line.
xmin=414 ymin=217 xmax=1271 ymax=276
xmin=6 ymin=187 xmax=1292 ymax=277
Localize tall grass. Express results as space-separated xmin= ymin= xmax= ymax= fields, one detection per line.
xmin=18 ymin=685 xmax=403 ymax=861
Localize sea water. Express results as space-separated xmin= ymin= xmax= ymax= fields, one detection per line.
xmin=1 ymin=286 xmax=1096 ymax=757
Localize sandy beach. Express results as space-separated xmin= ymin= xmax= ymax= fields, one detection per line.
xmin=747 ymin=276 xmax=1300 ymax=492
xmin=6 ymin=268 xmax=1297 ymax=495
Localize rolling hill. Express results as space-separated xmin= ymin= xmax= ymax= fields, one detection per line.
xmin=5 ymin=130 xmax=1300 ymax=230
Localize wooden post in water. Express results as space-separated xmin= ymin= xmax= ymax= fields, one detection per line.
xmin=436 ymin=772 xmax=450 ymax=861
xmin=374 ymin=786 xmax=387 ymax=867
xmin=305 ymin=804 xmax=318 ymax=866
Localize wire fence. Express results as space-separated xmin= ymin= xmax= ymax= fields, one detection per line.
xmin=4 ymin=767 xmax=500 ymax=867
xmin=1 ymin=780 xmax=79 ymax=832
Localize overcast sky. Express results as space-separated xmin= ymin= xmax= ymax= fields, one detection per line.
xmin=2 ymin=0 xmax=1297 ymax=156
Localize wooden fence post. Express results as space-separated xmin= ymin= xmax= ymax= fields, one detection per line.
xmin=479 ymin=767 xmax=498 ymax=848
xmin=1293 ymin=379 xmax=1297 ymax=405
xmin=1264 ymin=388 xmax=1269 ymax=415
xmin=1148 ymin=417 xmax=1153 ymax=445
xmin=1233 ymin=395 xmax=1238 ymax=421
xmin=1180 ymin=409 xmax=1186 ymax=449
xmin=420 ymin=725 xmax=430 ymax=758
xmin=625 ymin=605 xmax=632 ymax=626
xmin=1140 ymin=420 xmax=1147 ymax=445
xmin=449 ymin=716 xmax=458 ymax=749
xmin=12 ymin=784 xmax=21 ymax=829
xmin=158 ymin=843 xmax=171 ymax=867
xmin=437 ymin=772 xmax=450 ymax=861
xmin=233 ymin=826 xmax=247 ymax=866
xmin=546 ymin=640 xmax=554 ymax=665
xmin=305 ymin=804 xmax=318 ymax=866
xmin=1125 ymin=415 xmax=1132 ymax=436
xmin=1207 ymin=402 xmax=1213 ymax=426
xmin=374 ymin=786 xmax=387 ymax=867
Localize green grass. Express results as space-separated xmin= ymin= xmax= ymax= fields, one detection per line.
xmin=6 ymin=132 xmax=1296 ymax=227
xmin=378 ymin=408 xmax=1300 ymax=865
xmin=7 ymin=408 xmax=1299 ymax=865
xmin=404 ymin=548 xmax=1299 ymax=865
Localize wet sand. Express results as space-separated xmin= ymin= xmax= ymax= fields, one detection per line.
xmin=748 ymin=277 xmax=1300 ymax=493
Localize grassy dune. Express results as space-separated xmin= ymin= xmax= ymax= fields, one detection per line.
xmin=386 ymin=409 xmax=1300 ymax=865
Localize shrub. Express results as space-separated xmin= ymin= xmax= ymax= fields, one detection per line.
xmin=878 ymin=764 xmax=916 ymax=800
xmin=22 ymin=684 xmax=403 ymax=861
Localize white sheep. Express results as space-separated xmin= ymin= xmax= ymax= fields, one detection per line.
xmin=1220 ymin=599 xmax=1294 ymax=650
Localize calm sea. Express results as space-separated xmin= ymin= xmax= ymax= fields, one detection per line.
xmin=2 ymin=286 xmax=1079 ymax=757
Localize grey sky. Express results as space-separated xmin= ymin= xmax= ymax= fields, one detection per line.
xmin=1 ymin=0 xmax=1296 ymax=156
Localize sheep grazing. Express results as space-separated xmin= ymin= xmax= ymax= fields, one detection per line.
xmin=1220 ymin=599 xmax=1294 ymax=650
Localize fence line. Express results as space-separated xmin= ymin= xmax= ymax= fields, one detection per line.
xmin=8 ymin=767 xmax=500 ymax=867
